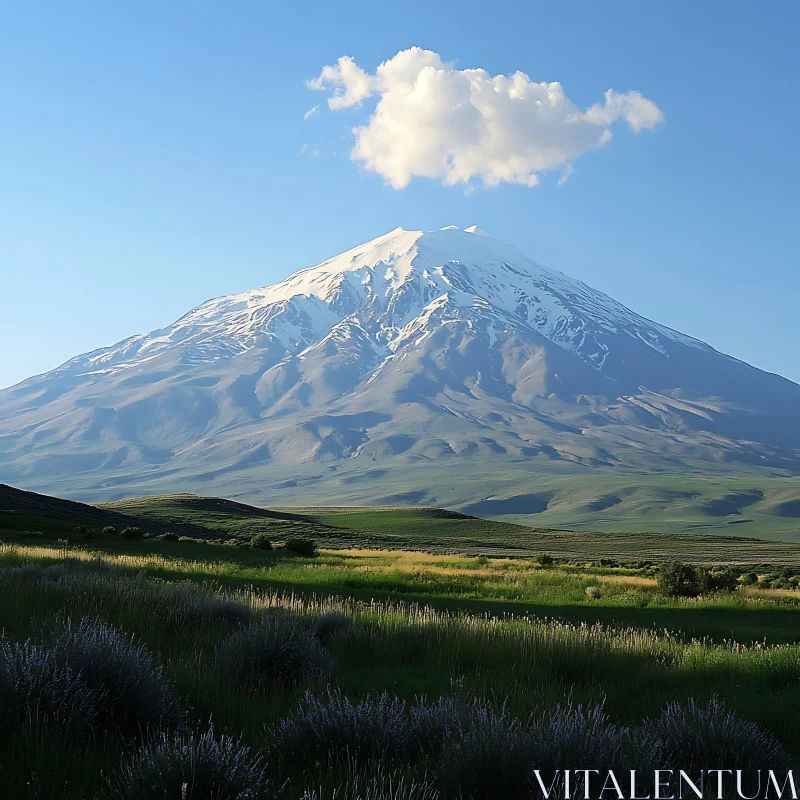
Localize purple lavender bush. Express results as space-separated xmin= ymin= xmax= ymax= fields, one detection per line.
xmin=0 ymin=637 xmax=92 ymax=738
xmin=113 ymin=726 xmax=274 ymax=799
xmin=644 ymin=696 xmax=787 ymax=772
xmin=55 ymin=617 xmax=184 ymax=738
xmin=268 ymin=689 xmax=414 ymax=767
xmin=217 ymin=613 xmax=336 ymax=692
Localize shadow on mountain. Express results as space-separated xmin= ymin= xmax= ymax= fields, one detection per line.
xmin=462 ymin=493 xmax=552 ymax=515
xmin=701 ymin=490 xmax=764 ymax=517
xmin=583 ymin=494 xmax=623 ymax=512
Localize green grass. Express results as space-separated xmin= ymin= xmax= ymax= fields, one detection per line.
xmin=2 ymin=541 xmax=800 ymax=798
xmin=5 ymin=481 xmax=800 ymax=564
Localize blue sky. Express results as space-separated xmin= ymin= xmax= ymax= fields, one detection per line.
xmin=1 ymin=1 xmax=798 ymax=389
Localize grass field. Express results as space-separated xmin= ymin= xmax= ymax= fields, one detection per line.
xmin=1 ymin=539 xmax=800 ymax=798
xmin=4 ymin=485 xmax=800 ymax=797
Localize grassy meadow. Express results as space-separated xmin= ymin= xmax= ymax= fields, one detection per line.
xmin=3 ymin=486 xmax=800 ymax=797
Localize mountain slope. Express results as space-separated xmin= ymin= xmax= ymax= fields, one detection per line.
xmin=1 ymin=225 xmax=799 ymax=520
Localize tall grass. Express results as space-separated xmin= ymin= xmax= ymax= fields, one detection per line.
xmin=1 ymin=542 xmax=799 ymax=797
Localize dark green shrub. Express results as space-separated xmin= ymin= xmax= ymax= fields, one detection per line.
xmin=102 ymin=526 xmax=117 ymax=535
xmin=120 ymin=527 xmax=145 ymax=540
xmin=157 ymin=532 xmax=180 ymax=542
xmin=536 ymin=554 xmax=554 ymax=568
xmin=705 ymin=568 xmax=740 ymax=592
xmin=657 ymin=561 xmax=702 ymax=597
xmin=285 ymin=538 xmax=318 ymax=557
xmin=166 ymin=585 xmax=252 ymax=630
xmin=739 ymin=572 xmax=758 ymax=586
xmin=73 ymin=525 xmax=88 ymax=536
xmin=113 ymin=727 xmax=273 ymax=799
xmin=216 ymin=614 xmax=335 ymax=692
xmin=250 ymin=534 xmax=273 ymax=551
xmin=312 ymin=611 xmax=357 ymax=645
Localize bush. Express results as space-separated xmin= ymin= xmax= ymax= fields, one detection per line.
xmin=285 ymin=538 xmax=318 ymax=557
xmin=119 ymin=527 xmax=144 ymax=540
xmin=657 ymin=561 xmax=703 ymax=598
xmin=0 ymin=618 xmax=182 ymax=740
xmin=312 ymin=611 xmax=358 ymax=645
xmin=0 ymin=638 xmax=92 ymax=738
xmin=739 ymin=572 xmax=758 ymax=586
xmin=530 ymin=703 xmax=661 ymax=783
xmin=437 ymin=703 xmax=534 ymax=800
xmin=643 ymin=697 xmax=788 ymax=789
xmin=584 ymin=585 xmax=602 ymax=600
xmin=300 ymin=773 xmax=439 ymax=800
xmin=113 ymin=726 xmax=273 ymax=799
xmin=644 ymin=696 xmax=787 ymax=774
xmin=166 ymin=585 xmax=252 ymax=630
xmin=216 ymin=613 xmax=335 ymax=692
xmin=536 ymin=554 xmax=554 ymax=568
xmin=178 ymin=536 xmax=196 ymax=543
xmin=705 ymin=568 xmax=740 ymax=593
xmin=250 ymin=534 xmax=273 ymax=551
xmin=157 ymin=532 xmax=180 ymax=542
xmin=102 ymin=526 xmax=117 ymax=535
xmin=268 ymin=689 xmax=414 ymax=768
xmin=56 ymin=617 xmax=183 ymax=737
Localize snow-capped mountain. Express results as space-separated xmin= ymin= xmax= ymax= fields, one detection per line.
xmin=2 ymin=225 xmax=799 ymax=507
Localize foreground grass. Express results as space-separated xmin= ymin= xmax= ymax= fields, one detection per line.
xmin=2 ymin=541 xmax=800 ymax=797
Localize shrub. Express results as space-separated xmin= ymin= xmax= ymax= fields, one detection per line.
xmin=157 ymin=532 xmax=180 ymax=542
xmin=250 ymin=534 xmax=273 ymax=551
xmin=705 ymin=568 xmax=740 ymax=592
xmin=0 ymin=638 xmax=92 ymax=738
xmin=536 ymin=554 xmax=554 ymax=568
xmin=437 ymin=703 xmax=534 ymax=800
xmin=644 ymin=696 xmax=787 ymax=773
xmin=119 ymin=527 xmax=144 ymax=540
xmin=584 ymin=585 xmax=602 ymax=600
xmin=312 ymin=611 xmax=358 ymax=645
xmin=268 ymin=689 xmax=413 ymax=767
xmin=530 ymin=703 xmax=661 ymax=782
xmin=300 ymin=773 xmax=439 ymax=800
xmin=113 ymin=727 xmax=273 ymax=799
xmin=285 ymin=538 xmax=318 ymax=557
xmin=102 ymin=526 xmax=117 ymax=535
xmin=739 ymin=572 xmax=758 ymax=586
xmin=0 ymin=618 xmax=182 ymax=741
xmin=216 ymin=613 xmax=335 ymax=692
xmin=166 ymin=585 xmax=252 ymax=630
xmin=55 ymin=617 xmax=183 ymax=737
xmin=657 ymin=561 xmax=702 ymax=597
xmin=178 ymin=536 xmax=196 ymax=543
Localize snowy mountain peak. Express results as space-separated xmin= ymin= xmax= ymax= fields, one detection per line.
xmin=463 ymin=225 xmax=492 ymax=237
xmin=54 ymin=225 xmax=713 ymax=380
xmin=2 ymin=223 xmax=800 ymax=501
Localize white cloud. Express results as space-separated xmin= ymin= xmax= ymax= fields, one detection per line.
xmin=303 ymin=105 xmax=319 ymax=120
xmin=308 ymin=47 xmax=663 ymax=189
xmin=307 ymin=56 xmax=375 ymax=110
xmin=557 ymin=164 xmax=574 ymax=186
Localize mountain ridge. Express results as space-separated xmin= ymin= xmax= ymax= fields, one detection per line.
xmin=1 ymin=225 xmax=799 ymax=522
